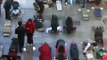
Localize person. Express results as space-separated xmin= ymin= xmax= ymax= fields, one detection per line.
xmin=55 ymin=39 xmax=66 ymax=59
xmin=39 ymin=43 xmax=52 ymax=60
xmin=34 ymin=14 xmax=44 ymax=32
xmin=51 ymin=15 xmax=59 ymax=32
xmin=36 ymin=0 xmax=44 ymax=14
xmin=0 ymin=0 xmax=2 ymax=15
xmin=56 ymin=45 xmax=67 ymax=59
xmin=65 ymin=17 xmax=73 ymax=33
xmin=46 ymin=15 xmax=62 ymax=33
xmin=4 ymin=0 xmax=13 ymax=20
xmin=15 ymin=21 xmax=26 ymax=53
xmin=57 ymin=53 xmax=65 ymax=60
xmin=25 ymin=19 xmax=35 ymax=45
xmin=55 ymin=39 xmax=65 ymax=48
xmin=70 ymin=43 xmax=79 ymax=60
xmin=82 ymin=39 xmax=96 ymax=55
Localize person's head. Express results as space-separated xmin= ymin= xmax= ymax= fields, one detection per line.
xmin=27 ymin=18 xmax=32 ymax=24
xmin=18 ymin=21 xmax=22 ymax=26
xmin=58 ymin=45 xmax=64 ymax=53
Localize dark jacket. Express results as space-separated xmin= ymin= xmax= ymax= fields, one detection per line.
xmin=15 ymin=25 xmax=26 ymax=38
xmin=51 ymin=15 xmax=59 ymax=32
xmin=65 ymin=17 xmax=73 ymax=33
xmin=70 ymin=43 xmax=79 ymax=60
xmin=39 ymin=43 xmax=52 ymax=60
xmin=36 ymin=1 xmax=44 ymax=14
xmin=4 ymin=0 xmax=13 ymax=10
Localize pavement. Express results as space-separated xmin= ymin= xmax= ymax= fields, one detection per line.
xmin=0 ymin=0 xmax=107 ymax=60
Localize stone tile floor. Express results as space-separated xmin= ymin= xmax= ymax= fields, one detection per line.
xmin=0 ymin=0 xmax=107 ymax=60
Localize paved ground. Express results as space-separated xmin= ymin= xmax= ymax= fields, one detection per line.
xmin=0 ymin=0 xmax=107 ymax=60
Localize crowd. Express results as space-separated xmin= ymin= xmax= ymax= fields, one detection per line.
xmin=0 ymin=0 xmax=105 ymax=60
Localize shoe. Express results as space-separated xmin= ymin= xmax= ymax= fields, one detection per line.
xmin=33 ymin=46 xmax=36 ymax=51
xmin=23 ymin=47 xmax=26 ymax=51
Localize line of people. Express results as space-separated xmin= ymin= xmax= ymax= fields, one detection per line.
xmin=46 ymin=15 xmax=76 ymax=34
xmin=39 ymin=39 xmax=79 ymax=60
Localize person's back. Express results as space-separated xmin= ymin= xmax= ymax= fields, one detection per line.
xmin=65 ymin=17 xmax=73 ymax=33
xmin=26 ymin=19 xmax=36 ymax=34
xmin=15 ymin=21 xmax=26 ymax=37
xmin=51 ymin=15 xmax=59 ymax=32
xmin=4 ymin=0 xmax=13 ymax=9
xmin=58 ymin=53 xmax=65 ymax=60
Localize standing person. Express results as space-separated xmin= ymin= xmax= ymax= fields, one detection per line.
xmin=15 ymin=21 xmax=26 ymax=53
xmin=0 ymin=0 xmax=2 ymax=15
xmin=36 ymin=0 xmax=44 ymax=14
xmin=4 ymin=0 xmax=13 ymax=20
xmin=25 ymin=19 xmax=36 ymax=45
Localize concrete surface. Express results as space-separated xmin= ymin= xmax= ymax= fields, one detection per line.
xmin=0 ymin=0 xmax=107 ymax=60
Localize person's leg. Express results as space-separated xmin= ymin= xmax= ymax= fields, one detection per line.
xmin=46 ymin=27 xmax=52 ymax=33
xmin=18 ymin=38 xmax=22 ymax=53
xmin=27 ymin=33 xmax=31 ymax=44
xmin=5 ymin=10 xmax=8 ymax=19
xmin=27 ymin=33 xmax=33 ymax=44
xmin=19 ymin=40 xmax=22 ymax=53
xmin=30 ymin=34 xmax=33 ymax=44
xmin=6 ymin=10 xmax=11 ymax=20
xmin=20 ymin=39 xmax=24 ymax=53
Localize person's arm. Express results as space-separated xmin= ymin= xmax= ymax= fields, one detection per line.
xmin=84 ymin=43 xmax=91 ymax=53
xmin=56 ymin=48 xmax=58 ymax=58
xmin=15 ymin=28 xmax=18 ymax=34
xmin=64 ymin=48 xmax=67 ymax=58
xmin=32 ymin=21 xmax=36 ymax=33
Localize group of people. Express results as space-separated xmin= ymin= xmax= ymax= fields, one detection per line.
xmin=39 ymin=39 xmax=79 ymax=60
xmin=15 ymin=19 xmax=35 ymax=53
xmin=82 ymin=38 xmax=107 ymax=60
xmin=0 ymin=0 xmax=20 ymax=20
xmin=46 ymin=15 xmax=75 ymax=34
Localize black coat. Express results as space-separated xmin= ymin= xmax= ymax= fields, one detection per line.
xmin=37 ymin=1 xmax=44 ymax=14
xmin=15 ymin=26 xmax=26 ymax=40
xmin=65 ymin=17 xmax=73 ymax=33
xmin=4 ymin=0 xmax=13 ymax=10
xmin=70 ymin=43 xmax=79 ymax=60
xmin=51 ymin=15 xmax=59 ymax=32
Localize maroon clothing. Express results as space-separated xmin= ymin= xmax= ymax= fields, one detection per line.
xmin=39 ymin=43 xmax=52 ymax=60
xmin=25 ymin=20 xmax=36 ymax=34
xmin=25 ymin=20 xmax=36 ymax=44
